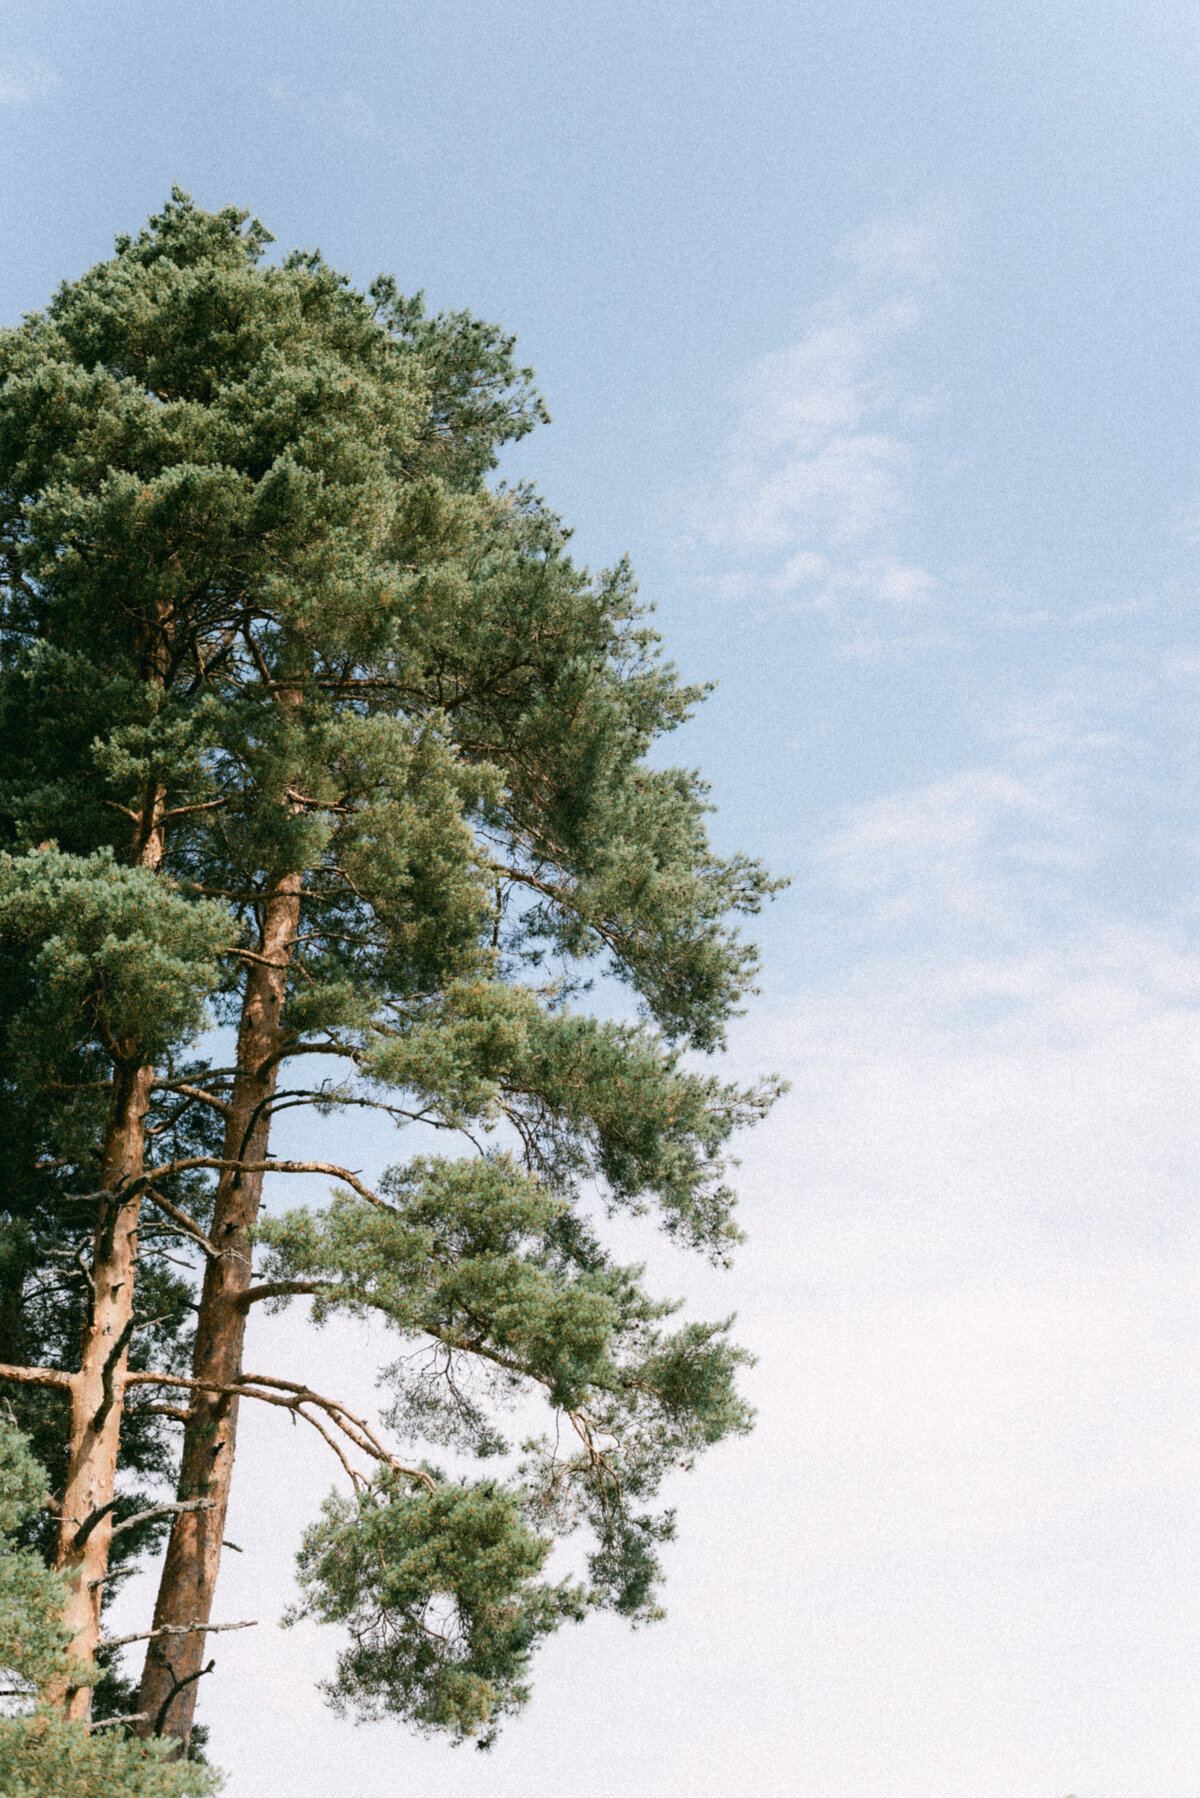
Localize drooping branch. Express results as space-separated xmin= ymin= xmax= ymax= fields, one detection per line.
xmin=134 ymin=1156 xmax=397 ymax=1213
xmin=124 ymin=1368 xmax=434 ymax=1490
xmin=141 ymin=1187 xmax=219 ymax=1259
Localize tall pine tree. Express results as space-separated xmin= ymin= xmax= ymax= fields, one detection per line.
xmin=0 ymin=193 xmax=781 ymax=1760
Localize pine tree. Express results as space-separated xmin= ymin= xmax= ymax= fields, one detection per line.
xmin=0 ymin=850 xmax=226 ymax=1717
xmin=0 ymin=1415 xmax=220 ymax=1794
xmin=0 ymin=192 xmax=782 ymax=1759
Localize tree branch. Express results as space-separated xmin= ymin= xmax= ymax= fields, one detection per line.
xmin=0 ymin=1361 xmax=75 ymax=1393
xmin=100 ymin=1618 xmax=257 ymax=1653
xmin=141 ymin=1188 xmax=219 ymax=1259
xmin=135 ymin=1156 xmax=396 ymax=1212
xmin=159 ymin=796 xmax=229 ymax=822
xmin=154 ymin=1658 xmax=214 ymax=1736
xmin=152 ymin=1081 xmax=233 ymax=1119
xmin=124 ymin=1368 xmax=433 ymax=1489
xmin=73 ymin=1501 xmax=119 ymax=1550
xmin=110 ymin=1497 xmax=215 ymax=1540
xmin=91 ymin=1317 xmax=137 ymax=1434
xmin=240 ymin=1279 xmax=326 ymax=1309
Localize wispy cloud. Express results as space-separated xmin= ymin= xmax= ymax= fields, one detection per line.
xmin=0 ymin=57 xmax=60 ymax=106
xmin=689 ymin=209 xmax=953 ymax=642
xmin=820 ymin=766 xmax=1085 ymax=929
xmin=267 ymin=80 xmax=421 ymax=157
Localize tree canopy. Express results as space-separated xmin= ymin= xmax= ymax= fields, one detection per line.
xmin=0 ymin=190 xmax=781 ymax=1777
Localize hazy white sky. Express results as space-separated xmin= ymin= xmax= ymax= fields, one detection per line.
xmin=4 ymin=3 xmax=1200 ymax=1793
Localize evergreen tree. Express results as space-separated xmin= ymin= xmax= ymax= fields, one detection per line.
xmin=0 ymin=849 xmax=226 ymax=1719
xmin=0 ymin=193 xmax=781 ymax=1759
xmin=0 ymin=1414 xmax=220 ymax=1793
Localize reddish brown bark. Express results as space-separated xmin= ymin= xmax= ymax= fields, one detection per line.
xmin=51 ymin=1061 xmax=155 ymax=1722
xmin=136 ymin=871 xmax=301 ymax=1747
xmin=46 ymin=790 xmax=168 ymax=1721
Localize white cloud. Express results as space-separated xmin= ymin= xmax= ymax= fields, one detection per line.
xmin=820 ymin=766 xmax=1086 ymax=927
xmin=0 ymin=58 xmax=59 ymax=106
xmin=170 ymin=923 xmax=1200 ymax=1798
xmin=690 ymin=210 xmax=952 ymax=636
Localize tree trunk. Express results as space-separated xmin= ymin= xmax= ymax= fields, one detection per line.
xmin=137 ymin=872 xmax=301 ymax=1748
xmin=53 ymin=1061 xmax=155 ymax=1723
xmin=50 ymin=788 xmax=167 ymax=1722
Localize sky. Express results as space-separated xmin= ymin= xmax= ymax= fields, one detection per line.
xmin=4 ymin=2 xmax=1200 ymax=1793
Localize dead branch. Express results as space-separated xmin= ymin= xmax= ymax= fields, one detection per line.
xmin=153 ymin=1657 xmax=215 ymax=1736
xmin=141 ymin=1187 xmax=219 ymax=1258
xmin=111 ymin=1497 xmax=215 ymax=1540
xmin=0 ymin=1361 xmax=75 ymax=1393
xmin=152 ymin=1081 xmax=233 ymax=1119
xmin=100 ymin=1618 xmax=257 ymax=1653
xmin=91 ymin=1317 xmax=137 ymax=1433
xmin=73 ymin=1501 xmax=119 ymax=1550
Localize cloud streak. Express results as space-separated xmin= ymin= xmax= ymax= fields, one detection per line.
xmin=691 ymin=211 xmax=951 ymax=639
xmin=0 ymin=58 xmax=59 ymax=106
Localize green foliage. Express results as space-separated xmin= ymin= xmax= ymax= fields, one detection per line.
xmin=289 ymin=1472 xmax=584 ymax=1747
xmin=0 ymin=190 xmax=781 ymax=1755
xmin=0 ymin=1418 xmax=72 ymax=1692
xmin=0 ymin=1421 xmax=220 ymax=1792
xmin=259 ymin=1148 xmax=755 ymax=1658
xmin=0 ymin=846 xmax=227 ymax=1083
xmin=0 ymin=1713 xmax=220 ymax=1798
xmin=360 ymin=979 xmax=783 ymax=1257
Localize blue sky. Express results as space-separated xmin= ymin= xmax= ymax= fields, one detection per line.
xmin=4 ymin=4 xmax=1200 ymax=1794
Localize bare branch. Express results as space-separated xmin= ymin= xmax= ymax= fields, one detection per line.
xmin=100 ymin=1618 xmax=257 ymax=1653
xmin=91 ymin=1317 xmax=137 ymax=1434
xmin=136 ymin=1156 xmax=396 ymax=1212
xmin=141 ymin=1188 xmax=219 ymax=1259
xmin=73 ymin=1501 xmax=119 ymax=1550
xmin=111 ymin=1498 xmax=215 ymax=1541
xmin=0 ymin=1361 xmax=75 ymax=1393
xmin=124 ymin=1368 xmax=433 ymax=1489
xmin=154 ymin=1658 xmax=214 ymax=1736
xmin=159 ymin=796 xmax=229 ymax=822
xmin=222 ymin=946 xmax=293 ymax=970
xmin=153 ymin=1081 xmax=233 ymax=1119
